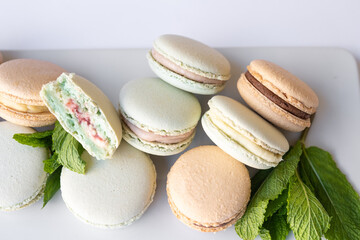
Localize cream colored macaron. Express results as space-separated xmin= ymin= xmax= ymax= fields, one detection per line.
xmin=167 ymin=146 xmax=250 ymax=232
xmin=238 ymin=59 xmax=319 ymax=132
xmin=0 ymin=59 xmax=65 ymax=127
xmin=147 ymin=34 xmax=231 ymax=95
xmin=0 ymin=121 xmax=48 ymax=211
xmin=119 ymin=78 xmax=201 ymax=156
xmin=202 ymin=95 xmax=289 ymax=169
xmin=61 ymin=141 xmax=156 ymax=228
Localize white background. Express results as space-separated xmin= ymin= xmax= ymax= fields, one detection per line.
xmin=0 ymin=0 xmax=360 ymax=65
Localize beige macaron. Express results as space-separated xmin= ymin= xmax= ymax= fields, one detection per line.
xmin=167 ymin=146 xmax=250 ymax=232
xmin=0 ymin=59 xmax=65 ymax=127
xmin=238 ymin=60 xmax=319 ymax=132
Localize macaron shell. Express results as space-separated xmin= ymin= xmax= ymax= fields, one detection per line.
xmin=122 ymin=121 xmax=195 ymax=156
xmin=60 ymin=141 xmax=156 ymax=228
xmin=167 ymin=146 xmax=250 ymax=232
xmin=147 ymin=53 xmax=225 ymax=95
xmin=202 ymin=113 xmax=276 ymax=169
xmin=0 ymin=59 xmax=65 ymax=105
xmin=238 ymin=73 xmax=309 ymax=132
xmin=248 ymin=59 xmax=319 ymax=112
xmin=0 ymin=121 xmax=48 ymax=211
xmin=209 ymin=95 xmax=289 ymax=152
xmin=0 ymin=103 xmax=56 ymax=127
xmin=119 ymin=78 xmax=201 ymax=134
xmin=153 ymin=34 xmax=231 ymax=80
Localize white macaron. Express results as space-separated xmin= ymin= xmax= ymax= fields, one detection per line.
xmin=0 ymin=121 xmax=48 ymax=211
xmin=119 ymin=78 xmax=201 ymax=156
xmin=147 ymin=34 xmax=231 ymax=95
xmin=202 ymin=96 xmax=289 ymax=169
xmin=60 ymin=141 xmax=157 ymax=228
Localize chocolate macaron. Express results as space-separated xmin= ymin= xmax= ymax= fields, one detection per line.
xmin=238 ymin=60 xmax=319 ymax=132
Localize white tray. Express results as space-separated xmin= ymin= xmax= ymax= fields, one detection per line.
xmin=0 ymin=48 xmax=359 ymax=240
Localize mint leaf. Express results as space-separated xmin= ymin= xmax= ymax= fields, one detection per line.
xmin=52 ymin=121 xmax=68 ymax=152
xmin=57 ymin=134 xmax=85 ymax=174
xmin=13 ymin=130 xmax=53 ymax=148
xmin=251 ymin=168 xmax=273 ymax=198
xmin=43 ymin=153 xmax=61 ymax=174
xmin=43 ymin=166 xmax=62 ymax=208
xmin=265 ymin=188 xmax=288 ymax=220
xmin=301 ymin=146 xmax=360 ymax=240
xmin=235 ymin=141 xmax=302 ymax=240
xmin=263 ymin=213 xmax=290 ymax=240
xmin=287 ymin=170 xmax=330 ymax=240
xmin=259 ymin=228 xmax=271 ymax=240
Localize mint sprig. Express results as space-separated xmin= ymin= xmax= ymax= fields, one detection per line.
xmin=13 ymin=121 xmax=86 ymax=207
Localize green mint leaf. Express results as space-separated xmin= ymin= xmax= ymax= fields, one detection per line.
xmin=52 ymin=121 xmax=68 ymax=152
xmin=259 ymin=228 xmax=271 ymax=240
xmin=43 ymin=166 xmax=62 ymax=208
xmin=235 ymin=141 xmax=302 ymax=240
xmin=13 ymin=130 xmax=53 ymax=148
xmin=57 ymin=134 xmax=86 ymax=174
xmin=301 ymin=146 xmax=360 ymax=240
xmin=263 ymin=213 xmax=290 ymax=240
xmin=43 ymin=153 xmax=61 ymax=174
xmin=265 ymin=188 xmax=288 ymax=220
xmin=287 ymin=170 xmax=331 ymax=240
xmin=277 ymin=204 xmax=287 ymax=216
xmin=251 ymin=168 xmax=273 ymax=198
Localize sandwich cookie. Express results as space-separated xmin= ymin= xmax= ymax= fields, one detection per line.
xmin=119 ymin=78 xmax=201 ymax=156
xmin=0 ymin=59 xmax=65 ymax=127
xmin=147 ymin=34 xmax=231 ymax=95
xmin=0 ymin=121 xmax=48 ymax=211
xmin=167 ymin=146 xmax=250 ymax=232
xmin=202 ymin=96 xmax=289 ymax=169
xmin=41 ymin=73 xmax=122 ymax=160
xmin=238 ymin=60 xmax=319 ymax=132
xmin=61 ymin=141 xmax=156 ymax=228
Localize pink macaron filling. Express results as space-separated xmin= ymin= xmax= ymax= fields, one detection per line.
xmin=66 ymin=99 xmax=107 ymax=147
xmin=123 ymin=117 xmax=194 ymax=144
xmin=151 ymin=49 xmax=223 ymax=85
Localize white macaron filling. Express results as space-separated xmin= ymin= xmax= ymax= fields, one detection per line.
xmin=0 ymin=93 xmax=49 ymax=113
xmin=206 ymin=108 xmax=283 ymax=163
xmin=151 ymin=49 xmax=224 ymax=85
xmin=41 ymin=74 xmax=118 ymax=159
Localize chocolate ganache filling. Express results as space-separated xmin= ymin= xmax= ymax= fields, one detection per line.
xmin=245 ymin=71 xmax=310 ymax=120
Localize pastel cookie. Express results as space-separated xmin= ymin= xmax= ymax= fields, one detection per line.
xmin=119 ymin=78 xmax=201 ymax=156
xmin=238 ymin=60 xmax=319 ymax=132
xmin=202 ymin=95 xmax=289 ymax=169
xmin=40 ymin=73 xmax=122 ymax=160
xmin=167 ymin=146 xmax=250 ymax=232
xmin=61 ymin=141 xmax=156 ymax=228
xmin=0 ymin=59 xmax=65 ymax=127
xmin=0 ymin=121 xmax=48 ymax=211
xmin=147 ymin=34 xmax=231 ymax=95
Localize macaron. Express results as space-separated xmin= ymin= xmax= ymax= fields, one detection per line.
xmin=119 ymin=78 xmax=201 ymax=156
xmin=238 ymin=59 xmax=319 ymax=132
xmin=147 ymin=34 xmax=231 ymax=95
xmin=0 ymin=52 xmax=3 ymax=64
xmin=0 ymin=121 xmax=48 ymax=211
xmin=40 ymin=73 xmax=122 ymax=160
xmin=167 ymin=146 xmax=250 ymax=232
xmin=61 ymin=141 xmax=156 ymax=228
xmin=0 ymin=59 xmax=65 ymax=127
xmin=202 ymin=95 xmax=289 ymax=169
